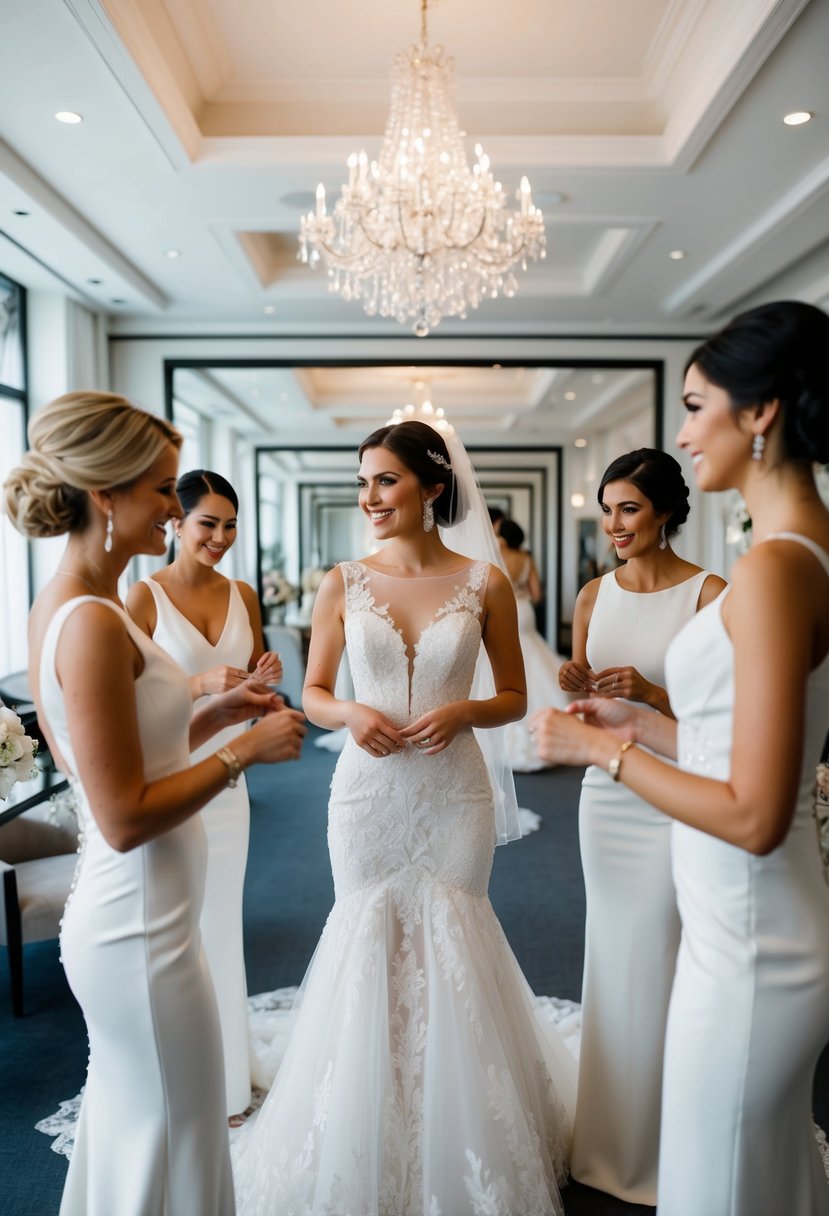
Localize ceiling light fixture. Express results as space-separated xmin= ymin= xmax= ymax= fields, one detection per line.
xmin=570 ymin=492 xmax=586 ymax=508
xmin=263 ymin=305 xmax=276 ymax=314
xmin=55 ymin=111 xmax=83 ymax=124
xmin=565 ymin=391 xmax=577 ymax=401
xmin=299 ymin=0 xmax=545 ymax=336
xmin=165 ymin=249 xmax=180 ymax=259
xmin=783 ymin=111 xmax=812 ymax=126
xmin=669 ymin=249 xmax=687 ymax=260
xmin=574 ymin=438 xmax=588 ymax=448
xmin=387 ymin=398 xmax=454 ymax=433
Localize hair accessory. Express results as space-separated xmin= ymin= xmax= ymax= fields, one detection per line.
xmin=216 ymin=745 xmax=242 ymax=788
xmin=422 ymin=498 xmax=435 ymax=533
xmin=752 ymin=433 xmax=765 ymax=462
xmin=659 ymin=523 xmax=668 ymax=550
xmin=608 ymin=740 xmax=635 ymax=782
xmin=427 ymin=450 xmax=452 ymax=470
xmin=104 ymin=509 xmax=114 ymax=554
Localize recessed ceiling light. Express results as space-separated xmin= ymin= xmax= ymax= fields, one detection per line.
xmin=565 ymin=391 xmax=577 ymax=401
xmin=783 ymin=111 xmax=812 ymax=126
xmin=669 ymin=249 xmax=687 ymax=260
xmin=574 ymin=437 xmax=588 ymax=448
xmin=165 ymin=249 xmax=180 ymax=259
xmin=12 ymin=209 xmax=30 ymax=216
xmin=55 ymin=111 xmax=83 ymax=124
xmin=263 ymin=305 xmax=276 ymax=314
xmin=570 ymin=492 xmax=586 ymax=508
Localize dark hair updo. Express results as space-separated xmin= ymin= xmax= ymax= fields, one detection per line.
xmin=686 ymin=300 xmax=829 ymax=465
xmin=176 ymin=469 xmax=239 ymax=515
xmin=498 ymin=518 xmax=526 ymax=550
xmin=598 ymin=448 xmax=691 ymax=537
xmin=357 ymin=421 xmax=460 ymax=526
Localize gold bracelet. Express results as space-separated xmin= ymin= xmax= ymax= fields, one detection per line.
xmin=608 ymin=739 xmax=635 ymax=782
xmin=216 ymin=746 xmax=242 ymax=788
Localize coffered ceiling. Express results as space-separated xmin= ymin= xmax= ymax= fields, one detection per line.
xmin=0 ymin=0 xmax=827 ymax=336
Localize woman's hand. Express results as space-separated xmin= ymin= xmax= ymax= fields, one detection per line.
xmin=528 ymin=706 xmax=602 ymax=767
xmin=213 ymin=680 xmax=284 ymax=728
xmin=558 ymin=660 xmax=598 ymax=695
xmin=252 ymin=650 xmax=283 ymax=686
xmin=245 ymin=705 xmax=307 ymax=765
xmin=592 ymin=665 xmax=657 ymax=704
xmin=342 ymin=702 xmax=406 ymax=758
xmin=193 ymin=665 xmax=252 ymax=698
xmin=400 ymin=702 xmax=471 ymax=755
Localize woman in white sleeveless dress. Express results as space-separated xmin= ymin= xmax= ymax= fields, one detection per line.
xmin=533 ymin=300 xmax=829 ymax=1216
xmin=232 ymin=420 xmax=577 ymax=1216
xmin=499 ymin=519 xmax=569 ymax=772
xmin=4 ymin=392 xmax=306 ymax=1216
xmin=127 ymin=469 xmax=281 ymax=1122
xmin=554 ymin=449 xmax=724 ymax=1204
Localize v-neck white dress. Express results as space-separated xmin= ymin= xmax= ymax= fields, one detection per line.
xmin=659 ymin=534 xmax=829 ymax=1216
xmin=232 ymin=560 xmax=577 ymax=1216
xmin=143 ymin=576 xmax=255 ymax=1118
xmin=41 ymin=597 xmax=234 ymax=1216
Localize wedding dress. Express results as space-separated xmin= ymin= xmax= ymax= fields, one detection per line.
xmin=232 ymin=559 xmax=577 ymax=1216
xmin=659 ymin=534 xmax=829 ymax=1216
xmin=142 ymin=576 xmax=254 ymax=1118
xmin=39 ymin=597 xmax=234 ymax=1216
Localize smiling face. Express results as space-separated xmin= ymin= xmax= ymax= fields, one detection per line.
xmin=109 ymin=442 xmax=182 ymax=557
xmin=677 ymin=363 xmax=755 ymax=492
xmin=357 ymin=446 xmax=441 ymax=540
xmin=600 ymin=478 xmax=668 ymax=559
xmin=177 ymin=491 xmax=238 ymax=568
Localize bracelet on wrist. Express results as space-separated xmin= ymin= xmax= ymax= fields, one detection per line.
xmin=608 ymin=739 xmax=635 ymax=782
xmin=216 ymin=745 xmax=242 ymax=788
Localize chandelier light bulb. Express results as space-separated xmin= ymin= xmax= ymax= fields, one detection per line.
xmin=298 ymin=1 xmax=546 ymax=335
xmin=570 ymin=492 xmax=586 ymax=509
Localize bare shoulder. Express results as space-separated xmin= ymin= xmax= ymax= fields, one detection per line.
xmin=58 ymin=599 xmax=132 ymax=663
xmin=729 ymin=540 xmax=826 ymax=622
xmin=125 ymin=579 xmax=152 ymax=610
xmin=575 ymin=575 xmax=603 ymax=615
xmin=696 ymin=570 xmax=728 ymax=609
xmin=483 ymin=563 xmax=512 ymax=597
xmin=316 ymin=566 xmax=347 ymax=606
xmin=235 ymin=579 xmax=258 ymax=608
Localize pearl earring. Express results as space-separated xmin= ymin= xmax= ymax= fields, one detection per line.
xmin=659 ymin=523 xmax=668 ymax=550
xmin=104 ymin=509 xmax=114 ymax=553
xmin=422 ymin=499 xmax=435 ymax=533
xmin=752 ymin=434 xmax=765 ymax=462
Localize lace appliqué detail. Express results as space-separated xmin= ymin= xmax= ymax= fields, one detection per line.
xmin=815 ymin=762 xmax=829 ymax=885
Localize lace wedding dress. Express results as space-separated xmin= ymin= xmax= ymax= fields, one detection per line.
xmin=232 ymin=559 xmax=577 ymax=1216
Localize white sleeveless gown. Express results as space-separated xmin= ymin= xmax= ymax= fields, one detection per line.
xmin=572 ymin=569 xmax=711 ymax=1203
xmin=40 ymin=597 xmax=234 ymax=1216
xmin=660 ymin=534 xmax=829 ymax=1216
xmin=504 ymin=554 xmax=568 ymax=772
xmin=142 ymin=576 xmax=254 ymax=1118
xmin=232 ymin=560 xmax=577 ymax=1216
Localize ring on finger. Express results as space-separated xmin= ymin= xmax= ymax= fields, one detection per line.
xmin=420 ymin=736 xmax=431 ymax=747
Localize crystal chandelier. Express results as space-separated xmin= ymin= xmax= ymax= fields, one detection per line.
xmin=298 ymin=0 xmax=546 ymax=337
xmin=386 ymin=398 xmax=454 ymax=433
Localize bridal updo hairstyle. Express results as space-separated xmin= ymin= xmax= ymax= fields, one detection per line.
xmin=177 ymin=469 xmax=239 ymax=515
xmin=498 ymin=519 xmax=526 ymax=551
xmin=686 ymin=300 xmax=829 ymax=465
xmin=358 ymin=421 xmax=460 ymax=527
xmin=4 ymin=391 xmax=181 ymax=539
xmin=598 ymin=448 xmax=691 ymax=540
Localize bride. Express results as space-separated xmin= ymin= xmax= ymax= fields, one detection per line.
xmin=232 ymin=420 xmax=576 ymax=1216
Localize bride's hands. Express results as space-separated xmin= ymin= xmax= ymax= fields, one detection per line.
xmin=342 ymin=703 xmax=406 ymax=758
xmin=401 ymin=702 xmax=470 ymax=755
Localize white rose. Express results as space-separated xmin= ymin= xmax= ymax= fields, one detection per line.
xmin=0 ymin=706 xmax=26 ymax=735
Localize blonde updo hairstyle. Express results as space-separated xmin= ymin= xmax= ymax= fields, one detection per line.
xmin=4 ymin=391 xmax=182 ymax=539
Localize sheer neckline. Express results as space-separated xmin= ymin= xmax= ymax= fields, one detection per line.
xmin=356 ymin=560 xmax=478 ymax=581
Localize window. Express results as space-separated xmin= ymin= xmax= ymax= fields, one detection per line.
xmin=0 ymin=273 xmax=29 ymax=677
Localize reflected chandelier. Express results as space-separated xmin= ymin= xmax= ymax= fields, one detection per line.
xmin=298 ymin=0 xmax=546 ymax=337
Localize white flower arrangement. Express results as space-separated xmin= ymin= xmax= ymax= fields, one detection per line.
xmin=0 ymin=705 xmax=39 ymax=800
xmin=301 ymin=566 xmax=327 ymax=595
xmin=725 ymin=495 xmax=752 ymax=555
xmin=262 ymin=569 xmax=299 ymax=607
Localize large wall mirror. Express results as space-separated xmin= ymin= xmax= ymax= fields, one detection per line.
xmin=168 ymin=360 xmax=663 ymax=652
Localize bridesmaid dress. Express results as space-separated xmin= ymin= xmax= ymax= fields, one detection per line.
xmin=143 ymin=576 xmax=254 ymax=1118
xmin=572 ymin=568 xmax=711 ymax=1204
xmin=40 ymin=597 xmax=233 ymax=1216
xmin=659 ymin=533 xmax=829 ymax=1216
xmin=504 ymin=555 xmax=568 ymax=772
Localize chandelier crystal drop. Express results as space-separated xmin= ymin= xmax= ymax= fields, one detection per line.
xmin=386 ymin=399 xmax=454 ymax=433
xmin=298 ymin=0 xmax=546 ymax=337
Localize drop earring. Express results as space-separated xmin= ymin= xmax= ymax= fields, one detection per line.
xmin=422 ymin=499 xmax=435 ymax=533
xmin=104 ymin=509 xmax=114 ymax=553
xmin=752 ymin=433 xmax=765 ymax=462
xmin=659 ymin=523 xmax=668 ymax=550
